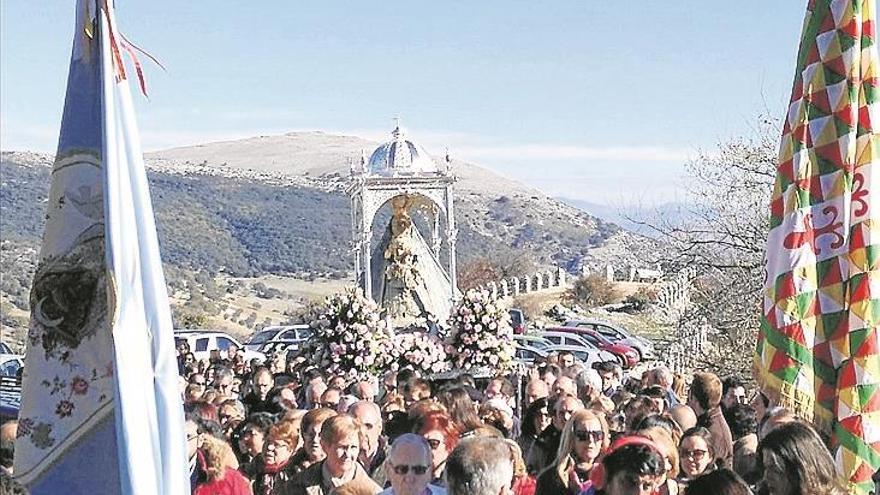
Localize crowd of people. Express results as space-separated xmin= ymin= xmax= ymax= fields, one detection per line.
xmin=0 ymin=342 xmax=863 ymax=495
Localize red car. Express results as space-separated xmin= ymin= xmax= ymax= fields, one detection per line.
xmin=547 ymin=326 xmax=640 ymax=368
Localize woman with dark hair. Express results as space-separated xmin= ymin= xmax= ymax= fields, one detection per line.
xmin=683 ymin=468 xmax=750 ymax=495
xmin=757 ymin=422 xmax=845 ymax=495
xmin=519 ymin=398 xmax=552 ymax=458
xmin=624 ymin=396 xmax=660 ymax=432
xmin=413 ymin=411 xmax=461 ymax=487
xmin=436 ymin=387 xmax=484 ymax=437
xmin=635 ymin=414 xmax=683 ymax=445
xmin=678 ymin=427 xmax=716 ymax=483
xmin=581 ymin=436 xmax=666 ymax=495
xmin=234 ymin=413 xmax=276 ymax=479
xmin=535 ymin=409 xmax=609 ymax=494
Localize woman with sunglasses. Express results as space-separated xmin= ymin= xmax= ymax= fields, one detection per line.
xmin=519 ymin=398 xmax=552 ymax=467
xmin=413 ymin=411 xmax=461 ymax=488
xmin=380 ymin=433 xmax=445 ymax=495
xmin=677 ymin=427 xmax=716 ymax=485
xmin=535 ymin=409 xmax=609 ymax=495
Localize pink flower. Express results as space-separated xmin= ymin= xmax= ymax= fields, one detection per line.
xmin=71 ymin=376 xmax=89 ymax=395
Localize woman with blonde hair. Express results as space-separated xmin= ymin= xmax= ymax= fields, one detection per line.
xmin=535 ymin=409 xmax=609 ymax=495
xmin=194 ymin=435 xmax=253 ymax=495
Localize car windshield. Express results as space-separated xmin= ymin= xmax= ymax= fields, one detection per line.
xmin=0 ymin=359 xmax=21 ymax=377
xmin=596 ymin=325 xmax=624 ymax=339
xmin=247 ymin=330 xmax=276 ymax=345
xmin=591 ymin=332 xmax=614 ymax=345
xmin=573 ymin=350 xmax=589 ymax=361
xmin=510 ymin=312 xmax=523 ymax=325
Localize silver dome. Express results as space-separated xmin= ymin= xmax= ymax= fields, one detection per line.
xmin=367 ymin=126 xmax=440 ymax=177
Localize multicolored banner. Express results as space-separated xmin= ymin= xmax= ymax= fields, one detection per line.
xmin=13 ymin=1 xmax=188 ymax=493
xmin=756 ymin=0 xmax=880 ymax=493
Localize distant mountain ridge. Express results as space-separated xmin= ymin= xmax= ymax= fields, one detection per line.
xmin=557 ymin=197 xmax=699 ymax=238
xmin=0 ymin=131 xmax=655 ymax=327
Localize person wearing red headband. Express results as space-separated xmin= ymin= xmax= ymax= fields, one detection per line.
xmin=581 ymin=436 xmax=666 ymax=495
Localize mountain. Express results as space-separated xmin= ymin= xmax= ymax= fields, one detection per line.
xmin=0 ymin=131 xmax=655 ymax=336
xmin=557 ymin=197 xmax=700 ymax=238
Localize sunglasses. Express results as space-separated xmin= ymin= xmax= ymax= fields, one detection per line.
xmin=425 ymin=438 xmax=442 ymax=450
xmin=574 ymin=429 xmax=604 ymax=442
xmin=681 ymin=448 xmax=708 ymax=460
xmin=391 ymin=464 xmax=430 ymax=475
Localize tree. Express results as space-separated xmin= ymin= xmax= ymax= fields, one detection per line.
xmin=457 ymin=258 xmax=501 ymax=291
xmin=632 ymin=117 xmax=778 ymax=378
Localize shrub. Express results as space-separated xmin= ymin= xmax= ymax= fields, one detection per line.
xmin=566 ymin=274 xmax=618 ymax=307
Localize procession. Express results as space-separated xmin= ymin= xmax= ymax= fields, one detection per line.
xmin=1 ymin=0 xmax=880 ymax=494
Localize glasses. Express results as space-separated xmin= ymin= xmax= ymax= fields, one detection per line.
xmin=186 ymin=433 xmax=199 ymax=442
xmin=322 ymin=402 xmax=339 ymax=410
xmin=391 ymin=464 xmax=429 ymax=475
xmin=574 ymin=429 xmax=604 ymax=442
xmin=681 ymin=449 xmax=708 ymax=461
xmin=425 ymin=438 xmax=442 ymax=450
xmin=267 ymin=440 xmax=290 ymax=451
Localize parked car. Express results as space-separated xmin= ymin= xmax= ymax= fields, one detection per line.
xmin=509 ymin=309 xmax=526 ymax=334
xmin=538 ymin=331 xmax=618 ymax=363
xmin=544 ymin=344 xmax=617 ymax=369
xmin=0 ymin=354 xmax=23 ymax=421
xmin=513 ymin=334 xmax=552 ymax=351
xmin=258 ymin=339 xmax=302 ymax=356
xmin=174 ymin=330 xmax=266 ymax=363
xmin=0 ymin=342 xmax=13 ymax=355
xmin=547 ymin=326 xmax=640 ymax=368
xmin=514 ymin=344 xmax=547 ymax=366
xmin=244 ymin=325 xmax=312 ymax=352
xmin=0 ymin=354 xmax=23 ymax=378
xmin=563 ymin=319 xmax=655 ymax=360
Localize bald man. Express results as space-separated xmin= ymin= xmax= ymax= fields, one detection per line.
xmin=669 ymin=404 xmax=698 ymax=432
xmin=524 ymin=379 xmax=549 ymax=408
xmin=349 ymin=401 xmax=386 ymax=481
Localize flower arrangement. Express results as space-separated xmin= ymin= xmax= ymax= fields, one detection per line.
xmin=308 ymin=288 xmax=393 ymax=382
xmin=446 ymin=288 xmax=515 ymax=373
xmin=381 ymin=330 xmax=450 ymax=376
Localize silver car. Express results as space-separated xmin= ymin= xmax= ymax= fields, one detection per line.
xmin=543 ymin=344 xmax=617 ymax=369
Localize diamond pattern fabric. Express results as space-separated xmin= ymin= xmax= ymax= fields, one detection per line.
xmin=757 ymin=1 xmax=880 ymax=493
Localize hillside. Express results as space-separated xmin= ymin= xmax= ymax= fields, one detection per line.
xmin=0 ymin=131 xmax=655 ymax=345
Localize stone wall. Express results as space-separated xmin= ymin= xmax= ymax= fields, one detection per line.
xmin=478 ymin=267 xmax=569 ymax=298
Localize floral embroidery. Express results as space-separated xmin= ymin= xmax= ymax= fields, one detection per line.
xmin=71 ymin=376 xmax=89 ymax=395
xmin=31 ymin=422 xmax=55 ymax=449
xmin=55 ymin=400 xmax=75 ymax=418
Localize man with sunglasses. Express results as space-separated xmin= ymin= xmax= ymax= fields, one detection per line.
xmin=526 ymin=395 xmax=585 ymax=475
xmin=381 ymin=433 xmax=445 ymax=495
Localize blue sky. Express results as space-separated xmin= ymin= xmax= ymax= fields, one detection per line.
xmin=1 ymin=1 xmax=806 ymax=205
